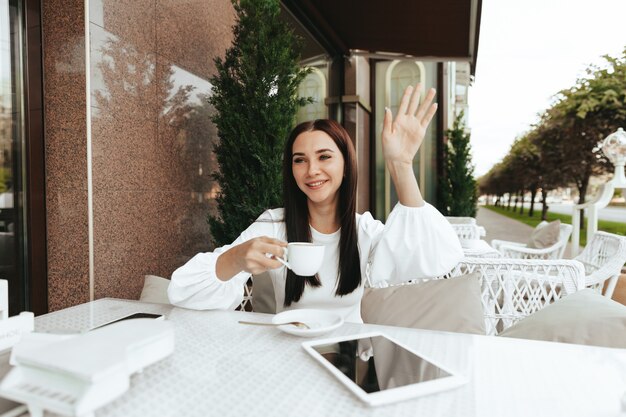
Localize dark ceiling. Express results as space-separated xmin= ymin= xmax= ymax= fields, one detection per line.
xmin=282 ymin=0 xmax=481 ymax=74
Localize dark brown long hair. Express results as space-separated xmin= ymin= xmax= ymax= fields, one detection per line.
xmin=282 ymin=119 xmax=361 ymax=306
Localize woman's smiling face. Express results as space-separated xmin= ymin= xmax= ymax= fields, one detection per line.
xmin=291 ymin=130 xmax=345 ymax=208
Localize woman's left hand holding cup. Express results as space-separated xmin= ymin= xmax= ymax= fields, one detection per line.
xmin=216 ymin=237 xmax=287 ymax=280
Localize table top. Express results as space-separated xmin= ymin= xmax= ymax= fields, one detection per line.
xmin=31 ymin=298 xmax=626 ymax=417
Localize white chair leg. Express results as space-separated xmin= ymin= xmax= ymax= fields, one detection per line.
xmin=604 ymin=274 xmax=619 ymax=299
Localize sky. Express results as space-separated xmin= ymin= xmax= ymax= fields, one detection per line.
xmin=468 ymin=0 xmax=626 ymax=176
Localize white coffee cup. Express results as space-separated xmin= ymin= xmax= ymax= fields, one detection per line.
xmin=275 ymin=242 xmax=325 ymax=276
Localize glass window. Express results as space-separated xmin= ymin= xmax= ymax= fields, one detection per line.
xmin=0 ymin=0 xmax=27 ymax=313
xmin=297 ymin=65 xmax=328 ymax=123
xmin=374 ymin=60 xmax=438 ymax=220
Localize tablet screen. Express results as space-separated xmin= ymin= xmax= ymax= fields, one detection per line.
xmin=310 ymin=335 xmax=451 ymax=393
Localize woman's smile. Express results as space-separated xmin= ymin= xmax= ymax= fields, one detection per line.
xmin=305 ymin=179 xmax=328 ymax=189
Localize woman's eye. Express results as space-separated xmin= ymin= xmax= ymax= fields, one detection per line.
xmin=293 ymin=158 xmax=304 ymax=164
xmin=320 ymin=154 xmax=331 ymax=161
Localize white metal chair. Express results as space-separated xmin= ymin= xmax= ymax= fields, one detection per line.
xmin=445 ymin=216 xmax=477 ymax=225
xmin=365 ymin=258 xmax=585 ymax=336
xmin=574 ymin=231 xmax=626 ymax=298
xmin=449 ymin=258 xmax=585 ymax=335
xmin=491 ymin=223 xmax=573 ymax=260
xmin=446 ymin=217 xmax=487 ymax=241
xmin=450 ymin=224 xmax=486 ymax=241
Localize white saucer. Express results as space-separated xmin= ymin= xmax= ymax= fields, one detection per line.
xmin=272 ymin=309 xmax=343 ymax=338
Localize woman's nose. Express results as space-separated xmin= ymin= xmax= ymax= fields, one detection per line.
xmin=307 ymin=161 xmax=321 ymax=176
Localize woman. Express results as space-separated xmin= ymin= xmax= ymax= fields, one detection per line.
xmin=168 ymin=84 xmax=463 ymax=322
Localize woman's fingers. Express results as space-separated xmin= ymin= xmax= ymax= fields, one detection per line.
xmin=383 ymin=107 xmax=393 ymax=135
xmin=257 ymin=239 xmax=287 ymax=270
xmin=259 ymin=241 xmax=286 ymax=259
xmin=422 ymin=103 xmax=438 ymax=128
xmin=415 ymin=88 xmax=436 ymax=120
xmin=407 ymin=83 xmax=422 ymax=115
xmin=258 ymin=236 xmax=287 ymax=247
xmin=239 ymin=237 xmax=287 ymax=273
xmin=255 ymin=253 xmax=283 ymax=271
xmin=397 ymin=85 xmax=413 ymax=116
xmin=245 ymin=249 xmax=283 ymax=273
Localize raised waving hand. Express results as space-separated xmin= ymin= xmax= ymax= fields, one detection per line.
xmin=382 ymin=84 xmax=437 ymax=165
xmin=381 ymin=84 xmax=438 ymax=207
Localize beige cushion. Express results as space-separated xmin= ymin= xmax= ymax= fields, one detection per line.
xmin=140 ymin=275 xmax=171 ymax=304
xmin=251 ymin=272 xmax=277 ymax=314
xmin=499 ymin=289 xmax=626 ymax=348
xmin=527 ymin=219 xmax=560 ymax=249
xmin=361 ymin=273 xmax=486 ymax=335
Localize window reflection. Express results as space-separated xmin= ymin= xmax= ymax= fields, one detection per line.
xmin=90 ymin=30 xmax=221 ymax=260
xmin=297 ymin=66 xmax=328 ymax=123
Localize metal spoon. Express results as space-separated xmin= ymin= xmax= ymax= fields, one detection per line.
xmin=238 ymin=320 xmax=310 ymax=329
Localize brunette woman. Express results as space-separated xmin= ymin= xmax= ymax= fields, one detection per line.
xmin=168 ymin=84 xmax=463 ymax=322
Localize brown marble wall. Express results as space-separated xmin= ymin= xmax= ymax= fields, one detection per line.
xmin=42 ymin=0 xmax=91 ymax=310
xmin=43 ymin=0 xmax=236 ymax=310
xmin=89 ymin=0 xmax=235 ymax=300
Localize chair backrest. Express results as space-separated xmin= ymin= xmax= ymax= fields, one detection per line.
xmin=450 ymin=224 xmax=483 ymax=241
xmin=555 ymin=223 xmax=573 ymax=257
xmin=449 ymin=258 xmax=586 ymax=335
xmin=238 ymin=278 xmax=254 ymax=312
xmin=366 ymin=258 xmax=586 ymax=336
xmin=498 ymin=223 xmax=573 ymax=260
xmin=574 ymin=231 xmax=626 ymax=297
xmin=445 ymin=216 xmax=476 ymax=225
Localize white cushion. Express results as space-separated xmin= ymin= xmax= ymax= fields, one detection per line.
xmin=361 ymin=273 xmax=486 ymax=334
xmin=499 ymin=289 xmax=626 ymax=348
xmin=140 ymin=275 xmax=171 ymax=305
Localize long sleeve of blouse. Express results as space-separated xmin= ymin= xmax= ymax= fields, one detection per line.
xmin=167 ymin=210 xmax=281 ymax=310
xmin=358 ymin=203 xmax=463 ymax=286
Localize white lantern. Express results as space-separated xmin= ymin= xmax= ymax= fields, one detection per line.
xmin=571 ymin=128 xmax=626 ymax=258
xmin=603 ymin=127 xmax=626 ymax=165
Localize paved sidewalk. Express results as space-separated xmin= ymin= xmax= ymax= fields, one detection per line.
xmin=476 ymin=206 xmax=573 ymax=258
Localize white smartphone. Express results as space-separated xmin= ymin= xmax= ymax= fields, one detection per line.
xmin=302 ymin=332 xmax=466 ymax=407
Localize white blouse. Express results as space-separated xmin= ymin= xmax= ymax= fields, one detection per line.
xmin=168 ymin=203 xmax=463 ymax=323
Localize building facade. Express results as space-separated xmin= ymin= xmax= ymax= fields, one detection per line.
xmin=0 ymin=0 xmax=481 ymax=313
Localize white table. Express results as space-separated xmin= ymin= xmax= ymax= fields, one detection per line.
xmin=24 ymin=299 xmax=626 ymax=417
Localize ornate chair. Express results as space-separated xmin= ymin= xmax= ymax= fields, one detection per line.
xmin=574 ymin=231 xmax=626 ymax=298
xmin=449 ymin=258 xmax=585 ymax=335
xmin=445 ymin=216 xmax=487 ymax=241
xmin=491 ymin=223 xmax=573 ymax=260
xmin=366 ymin=258 xmax=586 ymax=336
xmin=445 ymin=216 xmax=477 ymax=225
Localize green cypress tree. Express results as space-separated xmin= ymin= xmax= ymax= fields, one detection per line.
xmin=441 ymin=112 xmax=478 ymax=217
xmin=208 ymin=0 xmax=310 ymax=246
